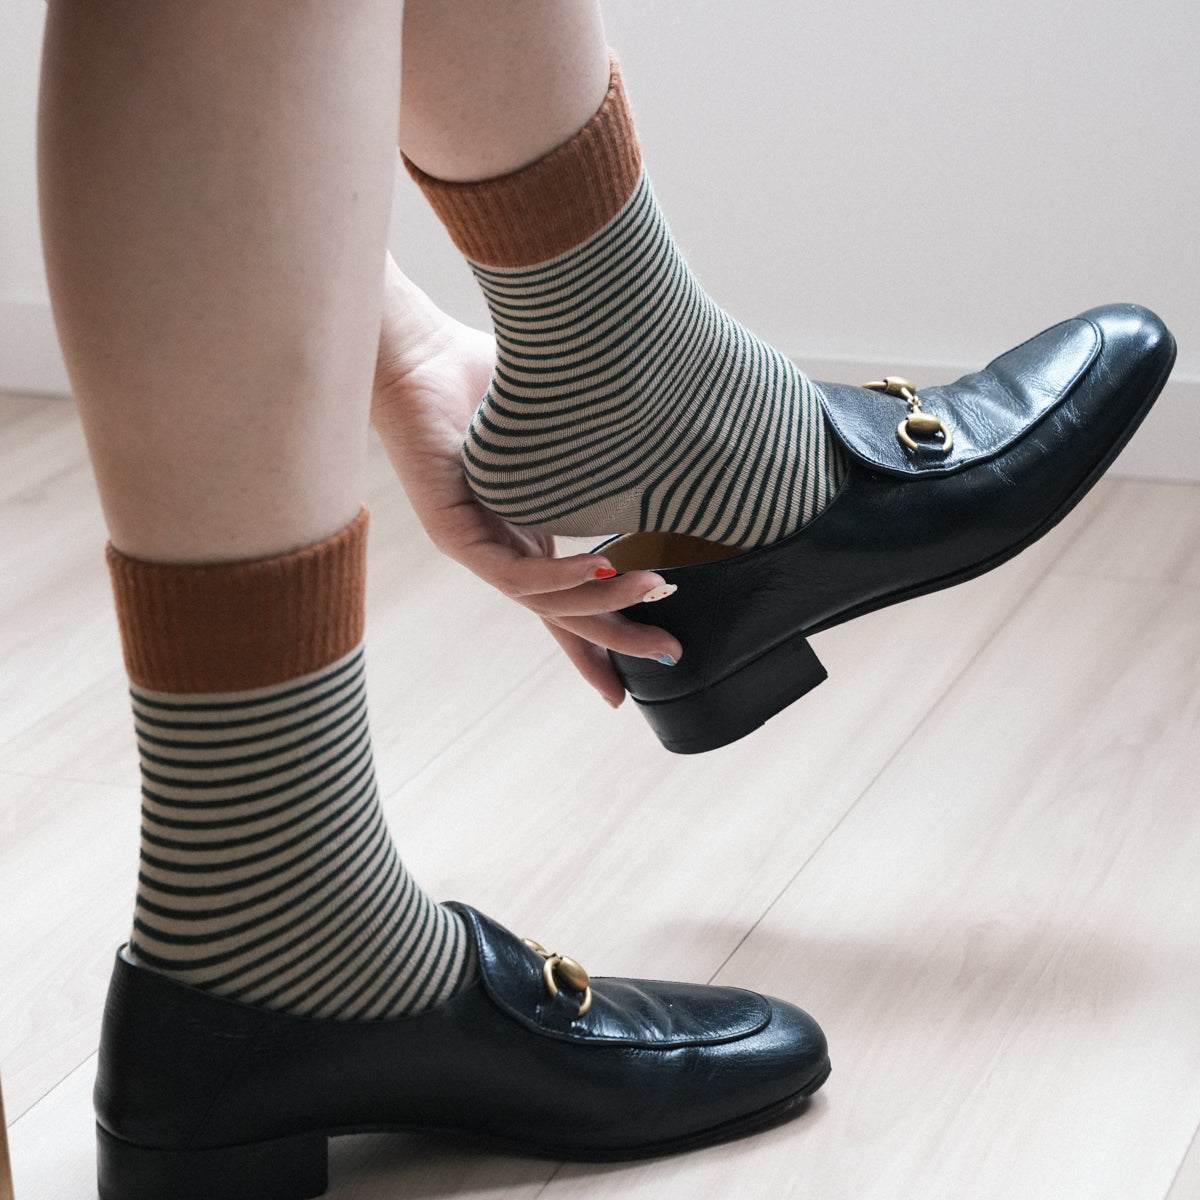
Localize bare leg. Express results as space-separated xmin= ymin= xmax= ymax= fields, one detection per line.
xmin=39 ymin=0 xmax=475 ymax=1023
xmin=399 ymin=0 xmax=608 ymax=179
xmin=40 ymin=0 xmax=402 ymax=561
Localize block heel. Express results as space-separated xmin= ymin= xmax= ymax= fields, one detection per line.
xmin=636 ymin=629 xmax=827 ymax=754
xmin=96 ymin=1123 xmax=328 ymax=1200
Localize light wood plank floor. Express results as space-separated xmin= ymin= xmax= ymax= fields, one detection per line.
xmin=3 ymin=391 xmax=1199 ymax=1199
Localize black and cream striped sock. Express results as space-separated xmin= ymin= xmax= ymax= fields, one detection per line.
xmin=405 ymin=56 xmax=845 ymax=549
xmin=107 ymin=510 xmax=474 ymax=1020
xmin=128 ymin=647 xmax=472 ymax=1019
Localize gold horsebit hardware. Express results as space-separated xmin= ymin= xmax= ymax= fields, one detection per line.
xmin=863 ymin=376 xmax=954 ymax=455
xmin=522 ymin=938 xmax=594 ymax=1017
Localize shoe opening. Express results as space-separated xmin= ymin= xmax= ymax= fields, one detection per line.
xmin=601 ymin=531 xmax=745 ymax=572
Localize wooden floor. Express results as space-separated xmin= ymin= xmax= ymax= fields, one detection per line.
xmin=2 ymin=390 xmax=1199 ymax=1199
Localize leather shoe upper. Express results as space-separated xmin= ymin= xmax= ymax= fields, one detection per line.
xmin=95 ymin=904 xmax=829 ymax=1158
xmin=467 ymin=905 xmax=769 ymax=1044
xmin=820 ymin=315 xmax=1103 ymax=478
xmin=607 ymin=304 xmax=1176 ymax=707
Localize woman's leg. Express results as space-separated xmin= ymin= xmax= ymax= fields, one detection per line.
xmin=40 ymin=5 xmax=832 ymax=1191
xmin=39 ymin=0 xmax=474 ymax=1018
xmin=399 ymin=0 xmax=608 ymax=181
xmin=41 ymin=0 xmax=394 ymax=562
xmin=398 ymin=0 xmax=845 ymax=550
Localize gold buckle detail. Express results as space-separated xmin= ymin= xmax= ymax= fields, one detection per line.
xmin=863 ymin=376 xmax=953 ymax=455
xmin=522 ymin=938 xmax=593 ymax=1017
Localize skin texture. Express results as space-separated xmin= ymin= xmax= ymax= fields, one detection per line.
xmin=39 ymin=0 xmax=405 ymax=562
xmin=399 ymin=0 xmax=610 ymax=180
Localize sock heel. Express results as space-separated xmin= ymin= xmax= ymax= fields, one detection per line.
xmin=635 ymin=630 xmax=827 ymax=754
xmin=96 ymin=1123 xmax=328 ymax=1200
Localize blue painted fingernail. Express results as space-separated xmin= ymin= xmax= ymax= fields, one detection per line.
xmin=657 ymin=653 xmax=678 ymax=666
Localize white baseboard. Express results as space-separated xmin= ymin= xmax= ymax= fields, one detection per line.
xmin=0 ymin=298 xmax=70 ymax=397
xmin=2 ymin=299 xmax=1194 ymax=484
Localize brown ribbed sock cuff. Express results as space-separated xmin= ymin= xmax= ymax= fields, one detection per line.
xmin=107 ymin=508 xmax=368 ymax=694
xmin=403 ymin=52 xmax=642 ymax=268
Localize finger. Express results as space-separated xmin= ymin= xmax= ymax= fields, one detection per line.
xmin=523 ymin=569 xmax=677 ymax=618
xmin=549 ymin=610 xmax=683 ymax=666
xmin=543 ymin=621 xmax=626 ymax=707
xmin=456 ymin=535 xmax=676 ymax=614
xmin=456 ymin=540 xmax=626 ymax=600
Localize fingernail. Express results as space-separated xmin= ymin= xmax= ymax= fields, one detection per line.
xmin=656 ymin=653 xmax=678 ymax=667
xmin=594 ymin=565 xmax=618 ymax=579
xmin=642 ymin=583 xmax=677 ymax=603
xmin=604 ymin=696 xmax=622 ymax=709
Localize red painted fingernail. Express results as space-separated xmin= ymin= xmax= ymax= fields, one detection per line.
xmin=594 ymin=566 xmax=618 ymax=579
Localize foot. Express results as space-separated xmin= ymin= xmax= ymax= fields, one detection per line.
xmin=460 ymin=173 xmax=848 ymax=548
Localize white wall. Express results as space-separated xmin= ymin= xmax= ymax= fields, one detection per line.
xmin=1 ymin=0 xmax=70 ymax=394
xmin=5 ymin=0 xmax=1197 ymax=476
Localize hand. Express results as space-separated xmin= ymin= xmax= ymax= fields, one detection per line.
xmin=370 ymin=257 xmax=681 ymax=706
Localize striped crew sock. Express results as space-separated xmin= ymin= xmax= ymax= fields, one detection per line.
xmin=106 ymin=509 xmax=475 ymax=1020
xmin=405 ymin=55 xmax=846 ymax=549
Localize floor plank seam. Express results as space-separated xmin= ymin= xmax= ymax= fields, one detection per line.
xmin=1056 ymin=571 xmax=1200 ymax=589
xmin=1165 ymin=1118 xmax=1200 ymax=1200
xmin=533 ymin=1161 xmax=567 ymax=1197
xmin=705 ymin=532 xmax=1070 ymax=989
xmin=376 ymin=650 xmax=560 ymax=804
xmin=7 ymin=1053 xmax=97 ymax=1131
xmin=0 ymin=767 xmax=133 ymax=788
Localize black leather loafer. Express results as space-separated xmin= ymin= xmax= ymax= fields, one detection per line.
xmin=601 ymin=304 xmax=1177 ymax=753
xmin=94 ymin=905 xmax=830 ymax=1200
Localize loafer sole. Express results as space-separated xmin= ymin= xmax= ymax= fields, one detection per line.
xmin=97 ymin=1055 xmax=831 ymax=1200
